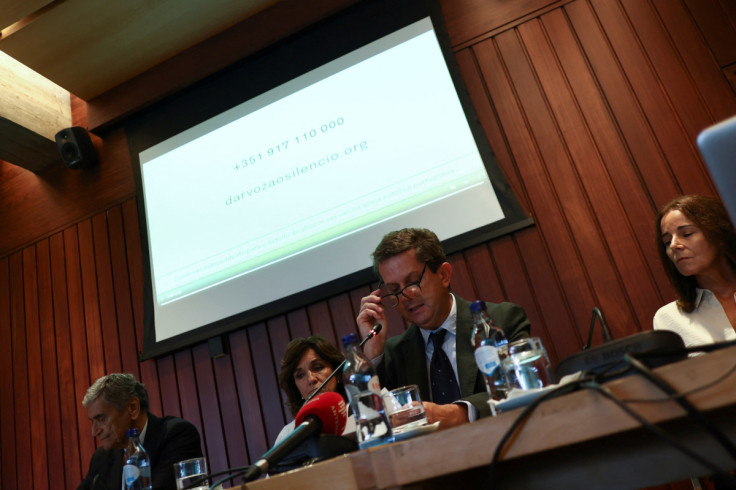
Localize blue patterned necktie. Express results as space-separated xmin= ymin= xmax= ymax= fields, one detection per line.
xmin=429 ymin=329 xmax=461 ymax=404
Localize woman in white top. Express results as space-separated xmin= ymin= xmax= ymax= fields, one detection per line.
xmin=275 ymin=335 xmax=347 ymax=444
xmin=653 ymin=195 xmax=736 ymax=347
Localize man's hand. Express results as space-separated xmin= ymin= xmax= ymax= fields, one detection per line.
xmin=357 ymin=289 xmax=388 ymax=360
xmin=422 ymin=401 xmax=469 ymax=430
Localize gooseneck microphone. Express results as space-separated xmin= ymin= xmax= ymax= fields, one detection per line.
xmin=241 ymin=391 xmax=348 ymax=482
xmin=187 ymin=327 xmax=381 ymax=488
xmin=303 ymin=323 xmax=382 ymax=405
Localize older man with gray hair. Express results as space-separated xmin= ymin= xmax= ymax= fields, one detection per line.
xmin=78 ymin=373 xmax=203 ymax=490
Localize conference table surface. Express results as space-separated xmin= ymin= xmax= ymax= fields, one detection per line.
xmin=241 ymin=345 xmax=736 ymax=489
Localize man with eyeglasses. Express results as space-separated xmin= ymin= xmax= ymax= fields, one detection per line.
xmin=357 ymin=228 xmax=530 ymax=429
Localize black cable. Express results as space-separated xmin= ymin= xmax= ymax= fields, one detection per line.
xmin=583 ymin=381 xmax=736 ymax=486
xmin=209 ymin=466 xmax=254 ymax=489
xmin=623 ymin=353 xmax=736 ymax=462
xmin=179 ymin=465 xmax=253 ymax=490
xmin=487 ymin=365 xmax=736 ymax=489
xmin=621 ymin=359 xmax=736 ymax=404
xmin=488 ymin=381 xmax=583 ymax=488
xmin=684 ymin=339 xmax=736 ymax=355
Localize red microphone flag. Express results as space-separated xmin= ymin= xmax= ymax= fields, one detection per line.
xmin=294 ymin=391 xmax=348 ymax=435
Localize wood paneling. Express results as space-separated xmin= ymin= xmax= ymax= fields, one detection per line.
xmin=1 ymin=0 xmax=735 ymax=488
xmin=0 ymin=125 xmax=135 ymax=259
xmin=85 ymin=0 xmax=359 ymax=132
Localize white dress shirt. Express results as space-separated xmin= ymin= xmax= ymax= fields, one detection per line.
xmin=653 ymin=288 xmax=736 ymax=348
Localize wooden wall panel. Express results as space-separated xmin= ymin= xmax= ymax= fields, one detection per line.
xmin=36 ymin=239 xmax=67 ymax=484
xmin=1 ymin=0 xmax=735 ymax=488
xmin=515 ymin=228 xmax=581 ymax=360
xmin=23 ymin=246 xmax=49 ymax=489
xmin=683 ymin=0 xmax=736 ymax=68
xmin=49 ymin=231 xmax=85 ymax=487
xmin=157 ymin=355 xmax=182 ymax=417
xmin=0 ymin=125 xmax=135 ymax=259
xmin=473 ymin=31 xmax=601 ymax=345
xmin=192 ymin=343 xmax=230 ymax=472
xmin=77 ymin=219 xmax=106 ymax=381
xmin=230 ymin=328 xmax=270 ymax=463
xmin=525 ymin=13 xmax=661 ymax=329
xmin=593 ymin=0 xmax=716 ymax=195
xmin=0 ymin=259 xmax=11 ymax=490
xmin=106 ymin=206 xmax=140 ymax=375
xmin=440 ymin=0 xmax=566 ymax=47
xmin=249 ymin=322 xmax=286 ymax=446
xmin=541 ymin=6 xmax=671 ymax=296
xmin=92 ymin=213 xmax=124 ymax=375
xmin=13 ymin=250 xmax=32 ymax=488
xmin=5 ymin=253 xmax=21 ymax=490
xmin=286 ymin=308 xmax=312 ymax=340
xmin=63 ymin=227 xmax=96 ymax=473
xmin=213 ymin=354 xmax=249 ymax=470
xmin=329 ymin=294 xmax=362 ymax=341
xmin=308 ymin=302 xmax=336 ymax=343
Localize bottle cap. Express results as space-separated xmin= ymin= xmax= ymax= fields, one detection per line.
xmin=126 ymin=428 xmax=140 ymax=438
xmin=469 ymin=300 xmax=487 ymax=314
xmin=342 ymin=333 xmax=359 ymax=347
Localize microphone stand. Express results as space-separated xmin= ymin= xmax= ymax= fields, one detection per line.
xmin=583 ymin=307 xmax=614 ymax=350
xmin=303 ymin=324 xmax=382 ymax=404
xmin=238 ymin=325 xmax=382 ymax=484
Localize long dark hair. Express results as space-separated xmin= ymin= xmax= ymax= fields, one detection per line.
xmin=655 ymin=195 xmax=736 ymax=312
xmin=278 ymin=335 xmax=345 ymax=417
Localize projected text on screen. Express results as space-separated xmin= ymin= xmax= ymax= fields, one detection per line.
xmin=140 ymin=19 xmax=500 ymax=308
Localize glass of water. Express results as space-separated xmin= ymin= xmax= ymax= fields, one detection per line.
xmin=382 ymin=384 xmax=427 ymax=433
xmin=174 ymin=457 xmax=208 ymax=490
xmin=503 ymin=337 xmax=555 ymax=390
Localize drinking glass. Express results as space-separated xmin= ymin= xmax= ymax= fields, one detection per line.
xmin=174 ymin=457 xmax=208 ymax=490
xmin=503 ymin=337 xmax=555 ymax=390
xmin=382 ymin=384 xmax=427 ymax=433
xmin=352 ymin=391 xmax=393 ymax=448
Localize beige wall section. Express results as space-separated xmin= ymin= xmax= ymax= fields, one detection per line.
xmin=0 ymin=51 xmax=70 ymax=141
xmin=0 ymin=50 xmax=70 ymax=172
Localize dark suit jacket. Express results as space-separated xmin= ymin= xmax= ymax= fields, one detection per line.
xmin=78 ymin=412 xmax=203 ymax=490
xmin=377 ymin=296 xmax=530 ymax=418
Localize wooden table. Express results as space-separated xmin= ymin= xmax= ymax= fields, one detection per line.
xmin=241 ymin=346 xmax=736 ymax=489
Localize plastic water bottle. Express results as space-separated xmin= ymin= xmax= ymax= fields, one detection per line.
xmin=342 ymin=333 xmax=393 ymax=449
xmin=123 ymin=428 xmax=152 ymax=490
xmin=470 ymin=300 xmax=510 ymax=401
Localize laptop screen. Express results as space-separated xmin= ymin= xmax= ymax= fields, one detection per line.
xmin=697 ymin=114 xmax=736 ymax=226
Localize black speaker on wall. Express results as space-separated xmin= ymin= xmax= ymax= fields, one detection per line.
xmin=55 ymin=126 xmax=99 ymax=169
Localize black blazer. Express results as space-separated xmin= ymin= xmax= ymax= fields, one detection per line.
xmin=78 ymin=412 xmax=203 ymax=490
xmin=377 ymin=296 xmax=531 ymax=418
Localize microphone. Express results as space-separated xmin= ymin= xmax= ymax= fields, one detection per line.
xmin=242 ymin=391 xmax=348 ymax=481
xmin=304 ymin=324 xmax=382 ymax=405
xmin=362 ymin=322 xmax=383 ymax=343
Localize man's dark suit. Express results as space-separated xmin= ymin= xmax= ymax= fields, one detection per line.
xmin=78 ymin=412 xmax=203 ymax=490
xmin=377 ymin=296 xmax=530 ymax=418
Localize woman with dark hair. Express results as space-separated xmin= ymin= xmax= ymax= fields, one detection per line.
xmin=274 ymin=335 xmax=348 ymax=444
xmin=653 ymin=195 xmax=736 ymax=346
